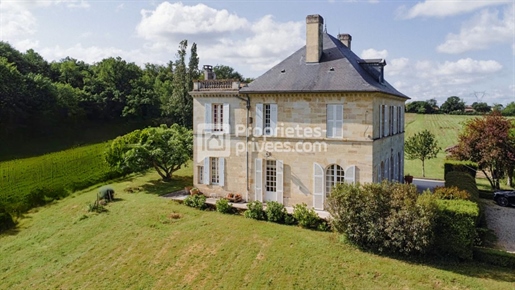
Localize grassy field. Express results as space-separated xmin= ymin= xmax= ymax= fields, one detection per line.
xmin=1 ymin=167 xmax=514 ymax=289
xmin=403 ymin=113 xmax=476 ymax=180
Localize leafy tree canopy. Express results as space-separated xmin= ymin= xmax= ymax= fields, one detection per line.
xmin=405 ymin=100 xmax=437 ymax=114
xmin=440 ymin=96 xmax=465 ymax=114
xmin=471 ymin=102 xmax=491 ymax=113
xmin=449 ymin=112 xmax=515 ymax=189
xmin=104 ymin=124 xmax=193 ymax=181
xmin=502 ymin=102 xmax=515 ymax=116
xmin=405 ymin=129 xmax=441 ymax=177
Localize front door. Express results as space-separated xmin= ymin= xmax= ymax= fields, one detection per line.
xmin=265 ymin=160 xmax=277 ymax=202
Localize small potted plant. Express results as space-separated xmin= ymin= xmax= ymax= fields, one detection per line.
xmin=404 ymin=174 xmax=413 ymax=184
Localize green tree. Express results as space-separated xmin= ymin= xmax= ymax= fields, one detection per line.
xmin=405 ymin=100 xmax=436 ymax=114
xmin=440 ymin=96 xmax=465 ymax=114
xmin=405 ymin=129 xmax=441 ymax=177
xmin=449 ymin=112 xmax=515 ymax=189
xmin=471 ymin=102 xmax=491 ymax=113
xmin=502 ymin=102 xmax=515 ymax=116
xmin=104 ymin=124 xmax=193 ymax=181
xmin=213 ymin=64 xmax=244 ymax=81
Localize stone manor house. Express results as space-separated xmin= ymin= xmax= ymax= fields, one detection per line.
xmin=191 ymin=14 xmax=408 ymax=210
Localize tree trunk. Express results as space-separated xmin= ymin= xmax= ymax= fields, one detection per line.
xmin=422 ymin=159 xmax=425 ymax=177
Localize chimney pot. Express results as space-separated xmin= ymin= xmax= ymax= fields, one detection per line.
xmin=338 ymin=34 xmax=352 ymax=50
xmin=306 ymin=14 xmax=324 ymax=63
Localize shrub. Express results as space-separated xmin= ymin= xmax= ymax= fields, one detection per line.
xmin=444 ymin=160 xmax=477 ymax=179
xmin=244 ymin=201 xmax=266 ymax=220
xmin=327 ymin=182 xmax=438 ymax=255
xmin=183 ymin=194 xmax=207 ymax=210
xmin=445 ymin=171 xmax=479 ymax=200
xmin=0 ymin=206 xmax=15 ymax=232
xmin=433 ymin=186 xmax=471 ymax=200
xmin=433 ymin=199 xmax=479 ymax=260
xmin=265 ymin=201 xmax=287 ymax=223
xmin=216 ymin=198 xmax=233 ymax=214
xmin=292 ymin=203 xmax=321 ymax=230
xmin=284 ymin=213 xmax=296 ymax=225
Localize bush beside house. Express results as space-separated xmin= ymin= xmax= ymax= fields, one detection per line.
xmin=445 ymin=171 xmax=479 ymax=200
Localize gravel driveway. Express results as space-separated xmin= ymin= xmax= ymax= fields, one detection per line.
xmin=481 ymin=199 xmax=515 ymax=253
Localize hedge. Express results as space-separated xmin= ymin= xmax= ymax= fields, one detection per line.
xmin=433 ymin=199 xmax=479 ymax=260
xmin=0 ymin=205 xmax=15 ymax=232
xmin=444 ymin=160 xmax=478 ymax=179
xmin=445 ymin=171 xmax=479 ymax=200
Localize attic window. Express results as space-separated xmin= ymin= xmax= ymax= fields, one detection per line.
xmin=280 ymin=69 xmax=286 ymax=73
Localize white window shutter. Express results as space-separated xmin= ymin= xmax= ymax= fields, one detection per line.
xmin=345 ymin=165 xmax=356 ymax=184
xmin=379 ymin=105 xmax=383 ymax=138
xmin=313 ymin=163 xmax=324 ymax=210
xmin=384 ymin=106 xmax=390 ymax=136
xmin=401 ymin=106 xmax=404 ymax=132
xmin=335 ymin=104 xmax=343 ymax=138
xmin=384 ymin=157 xmax=390 ymax=180
xmin=255 ymin=104 xmax=263 ymax=136
xmin=205 ymin=103 xmax=212 ymax=132
xmin=270 ymin=104 xmax=278 ymax=135
xmin=219 ymin=157 xmax=225 ymax=187
xmin=393 ymin=154 xmax=399 ymax=180
xmin=276 ymin=160 xmax=283 ymax=204
xmin=222 ymin=103 xmax=230 ymax=133
xmin=203 ymin=157 xmax=210 ymax=184
xmin=255 ymin=158 xmax=263 ymax=202
xmin=393 ymin=106 xmax=397 ymax=134
xmin=327 ymin=105 xmax=334 ymax=137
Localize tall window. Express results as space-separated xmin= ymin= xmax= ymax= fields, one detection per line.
xmin=325 ymin=164 xmax=345 ymax=196
xmin=211 ymin=157 xmax=219 ymax=184
xmin=327 ymin=104 xmax=344 ymax=138
xmin=198 ymin=166 xmax=203 ymax=184
xmin=389 ymin=105 xmax=394 ymax=135
xmin=264 ymin=104 xmax=272 ymax=135
xmin=266 ymin=160 xmax=277 ymax=192
xmin=212 ymin=104 xmax=223 ymax=132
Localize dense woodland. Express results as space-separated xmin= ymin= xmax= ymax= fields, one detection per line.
xmin=0 ymin=41 xmax=249 ymax=137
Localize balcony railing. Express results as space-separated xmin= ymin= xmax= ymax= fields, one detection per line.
xmin=193 ymin=79 xmax=240 ymax=91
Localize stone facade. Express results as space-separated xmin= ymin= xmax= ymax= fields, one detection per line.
xmin=192 ymin=91 xmax=406 ymax=209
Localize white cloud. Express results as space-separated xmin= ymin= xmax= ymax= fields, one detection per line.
xmin=400 ymin=0 xmax=511 ymax=19
xmin=437 ymin=6 xmax=514 ymax=54
xmin=136 ymin=2 xmax=249 ymax=42
xmin=360 ymin=48 xmax=388 ymax=59
xmin=0 ymin=2 xmax=38 ymax=39
xmin=136 ymin=2 xmax=304 ymax=72
xmin=386 ymin=57 xmax=506 ymax=103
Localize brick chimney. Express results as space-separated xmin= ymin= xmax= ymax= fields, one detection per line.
xmin=203 ymin=65 xmax=215 ymax=80
xmin=338 ymin=34 xmax=352 ymax=50
xmin=306 ymin=14 xmax=324 ymax=63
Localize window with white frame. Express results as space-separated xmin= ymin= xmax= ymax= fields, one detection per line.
xmin=212 ymin=104 xmax=223 ymax=132
xmin=265 ymin=160 xmax=277 ymax=192
xmin=327 ymin=104 xmax=344 ymax=138
xmin=325 ymin=164 xmax=345 ymax=196
xmin=256 ymin=103 xmax=277 ymax=136
xmin=198 ymin=166 xmax=203 ymax=184
xmin=380 ymin=105 xmax=386 ymax=137
xmin=211 ymin=157 xmax=219 ymax=184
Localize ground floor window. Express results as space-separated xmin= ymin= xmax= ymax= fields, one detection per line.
xmin=211 ymin=157 xmax=219 ymax=184
xmin=266 ymin=160 xmax=277 ymax=192
xmin=198 ymin=166 xmax=203 ymax=184
xmin=325 ymin=164 xmax=345 ymax=196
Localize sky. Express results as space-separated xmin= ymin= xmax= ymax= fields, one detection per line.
xmin=0 ymin=0 xmax=514 ymax=106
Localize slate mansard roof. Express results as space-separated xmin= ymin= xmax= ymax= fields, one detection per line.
xmin=241 ymin=33 xmax=408 ymax=99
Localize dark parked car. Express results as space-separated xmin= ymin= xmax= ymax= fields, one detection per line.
xmin=493 ymin=190 xmax=515 ymax=207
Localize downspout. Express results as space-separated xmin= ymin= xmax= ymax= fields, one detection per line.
xmin=235 ymin=93 xmax=251 ymax=202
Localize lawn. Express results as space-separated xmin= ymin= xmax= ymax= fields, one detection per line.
xmin=404 ymin=113 xmax=475 ymax=179
xmin=1 ymin=167 xmax=514 ymax=289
